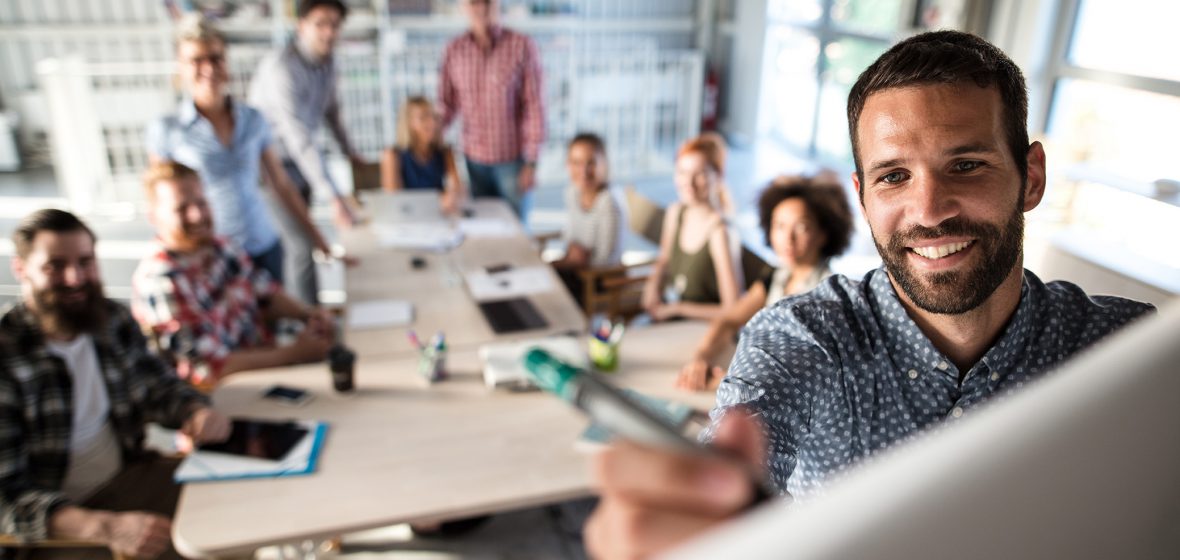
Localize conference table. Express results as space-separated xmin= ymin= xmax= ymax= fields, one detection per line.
xmin=171 ymin=192 xmax=727 ymax=557
xmin=171 ymin=322 xmax=720 ymax=558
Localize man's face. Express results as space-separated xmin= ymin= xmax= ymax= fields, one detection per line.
xmin=463 ymin=0 xmax=498 ymax=32
xmin=150 ymin=176 xmax=215 ymax=252
xmin=852 ymin=83 xmax=1045 ymax=315
xmin=297 ymin=6 xmax=343 ymax=59
xmin=13 ymin=230 xmax=106 ymax=337
xmin=177 ymin=39 xmax=228 ymax=101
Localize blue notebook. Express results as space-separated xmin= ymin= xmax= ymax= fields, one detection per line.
xmin=174 ymin=419 xmax=328 ymax=483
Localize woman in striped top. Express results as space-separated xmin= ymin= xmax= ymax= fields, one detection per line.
xmin=552 ymin=133 xmax=625 ymax=307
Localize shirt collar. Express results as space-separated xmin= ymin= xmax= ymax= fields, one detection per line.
xmin=177 ymin=97 xmax=201 ymax=126
xmin=868 ymin=269 xmax=948 ymax=377
xmin=465 ymin=24 xmax=504 ymax=48
xmin=292 ymin=37 xmax=328 ymax=66
xmin=177 ymin=96 xmax=241 ymax=127
xmin=975 ymin=271 xmax=1036 ymax=378
xmin=869 ymin=267 xmax=1037 ymax=383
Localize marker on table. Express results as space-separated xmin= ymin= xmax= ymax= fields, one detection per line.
xmin=407 ymin=329 xmax=423 ymax=350
xmin=523 ymin=348 xmax=774 ymax=507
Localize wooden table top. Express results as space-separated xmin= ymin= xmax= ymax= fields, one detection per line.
xmin=172 ymin=321 xmax=722 ymax=558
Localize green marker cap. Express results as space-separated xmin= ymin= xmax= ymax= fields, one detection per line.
xmin=523 ymin=348 xmax=582 ymax=401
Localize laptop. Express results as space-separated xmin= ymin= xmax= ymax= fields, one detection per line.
xmin=477 ymin=297 xmax=549 ymax=334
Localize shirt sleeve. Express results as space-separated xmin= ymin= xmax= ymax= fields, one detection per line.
xmin=324 ymin=70 xmax=356 ymax=157
xmin=110 ymin=304 xmax=210 ymax=427
xmin=240 ymin=245 xmax=280 ymax=299
xmin=590 ymin=192 xmax=624 ymax=267
xmin=703 ymin=303 xmax=838 ymax=493
xmin=518 ymin=37 xmax=546 ymax=162
xmin=260 ymin=60 xmax=344 ymax=199
xmin=144 ymin=117 xmax=169 ymax=159
xmin=131 ymin=263 xmax=230 ymax=385
xmin=437 ymin=43 xmax=459 ymax=130
xmin=0 ymin=373 xmax=71 ymax=541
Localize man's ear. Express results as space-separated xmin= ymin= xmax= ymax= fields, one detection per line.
xmin=11 ymin=256 xmax=25 ymax=284
xmin=1023 ymin=141 xmax=1047 ymax=212
xmin=851 ymin=171 xmax=868 ymax=219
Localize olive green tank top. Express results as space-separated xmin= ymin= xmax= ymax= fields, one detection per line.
xmin=664 ymin=205 xmax=721 ymax=304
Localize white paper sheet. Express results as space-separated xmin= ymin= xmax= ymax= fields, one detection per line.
xmin=373 ymin=223 xmax=463 ymax=251
xmin=479 ymin=336 xmax=587 ymax=389
xmin=348 ymin=300 xmax=414 ymax=330
xmin=458 ymin=217 xmax=518 ymax=238
xmin=464 ymin=265 xmax=556 ymax=301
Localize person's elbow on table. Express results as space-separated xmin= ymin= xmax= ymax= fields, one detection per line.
xmin=585 ymin=410 xmax=769 ymax=559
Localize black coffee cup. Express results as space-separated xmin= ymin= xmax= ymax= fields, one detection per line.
xmin=328 ymin=345 xmax=356 ymax=392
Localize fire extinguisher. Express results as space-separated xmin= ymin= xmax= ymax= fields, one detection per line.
xmin=702 ymin=66 xmax=719 ymax=131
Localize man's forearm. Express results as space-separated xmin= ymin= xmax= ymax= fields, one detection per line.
xmin=264 ymin=290 xmax=313 ymax=323
xmin=49 ymin=506 xmax=110 ymax=543
xmin=220 ymin=346 xmax=298 ymax=376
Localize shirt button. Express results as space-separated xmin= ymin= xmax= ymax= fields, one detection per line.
xmin=936 ymin=361 xmax=949 ymax=371
xmin=990 ymin=372 xmax=1000 ymax=382
xmin=951 ymin=407 xmax=964 ymax=418
xmin=907 ymin=369 xmax=918 ymax=379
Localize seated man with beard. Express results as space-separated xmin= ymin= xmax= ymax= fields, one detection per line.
xmin=131 ymin=161 xmax=335 ymax=387
xmin=585 ymin=30 xmax=1157 ymax=559
xmin=0 ymin=209 xmax=230 ymax=560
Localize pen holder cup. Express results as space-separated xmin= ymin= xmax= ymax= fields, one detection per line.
xmin=418 ymin=347 xmax=447 ymax=382
xmin=588 ymin=337 xmax=620 ymax=373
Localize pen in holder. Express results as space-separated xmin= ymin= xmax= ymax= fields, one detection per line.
xmin=588 ymin=316 xmax=625 ymax=373
xmin=412 ymin=330 xmax=447 ymax=383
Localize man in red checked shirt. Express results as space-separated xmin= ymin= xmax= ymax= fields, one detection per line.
xmin=438 ymin=0 xmax=545 ymax=223
xmin=131 ymin=161 xmax=336 ymax=388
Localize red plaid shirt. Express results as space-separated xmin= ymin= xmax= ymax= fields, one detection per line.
xmin=131 ymin=238 xmax=279 ymax=386
xmin=438 ymin=25 xmax=546 ymax=164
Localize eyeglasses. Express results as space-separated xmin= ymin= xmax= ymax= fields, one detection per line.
xmin=184 ymin=53 xmax=227 ymax=67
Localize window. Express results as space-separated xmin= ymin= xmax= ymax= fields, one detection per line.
xmin=761 ymin=0 xmax=904 ymax=164
xmin=1039 ymin=0 xmax=1180 ymax=291
xmin=1044 ymin=0 xmax=1180 ymax=185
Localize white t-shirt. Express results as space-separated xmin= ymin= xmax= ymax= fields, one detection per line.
xmin=45 ymin=334 xmax=122 ymax=502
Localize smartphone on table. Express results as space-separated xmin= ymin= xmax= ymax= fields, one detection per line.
xmin=262 ymin=385 xmax=313 ymax=407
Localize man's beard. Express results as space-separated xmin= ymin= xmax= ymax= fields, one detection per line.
xmin=874 ymin=203 xmax=1024 ymax=315
xmin=174 ymin=223 xmax=214 ymax=252
xmin=33 ymin=281 xmax=107 ymax=337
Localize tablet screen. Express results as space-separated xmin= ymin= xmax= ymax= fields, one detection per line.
xmin=198 ymin=419 xmax=309 ymax=461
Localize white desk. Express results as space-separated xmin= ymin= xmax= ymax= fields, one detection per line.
xmin=341 ymin=195 xmax=586 ymax=358
xmin=172 ymin=321 xmax=719 ymax=558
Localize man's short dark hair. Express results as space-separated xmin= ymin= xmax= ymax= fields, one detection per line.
xmin=568 ymin=132 xmax=606 ymax=156
xmin=297 ymin=0 xmax=348 ymax=19
xmin=847 ymin=31 xmax=1030 ymax=197
xmin=757 ymin=176 xmax=854 ymax=260
xmin=13 ymin=209 xmax=97 ymax=259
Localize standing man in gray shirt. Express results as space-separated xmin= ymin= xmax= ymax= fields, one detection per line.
xmin=248 ymin=0 xmax=365 ymax=305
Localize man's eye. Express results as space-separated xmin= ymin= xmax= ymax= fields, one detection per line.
xmin=955 ymin=161 xmax=983 ymax=171
xmin=881 ymin=171 xmax=906 ymax=184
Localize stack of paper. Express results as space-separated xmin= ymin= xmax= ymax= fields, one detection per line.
xmin=458 ymin=217 xmax=518 ymax=238
xmin=348 ymin=300 xmax=414 ymax=330
xmin=373 ymin=223 xmax=463 ymax=251
xmin=480 ymin=336 xmax=587 ymax=389
xmin=465 ymin=266 xmax=555 ymax=301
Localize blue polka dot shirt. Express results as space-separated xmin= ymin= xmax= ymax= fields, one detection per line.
xmin=709 ymin=267 xmax=1155 ymax=501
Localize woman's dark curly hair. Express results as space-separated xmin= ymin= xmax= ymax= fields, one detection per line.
xmin=757 ymin=175 xmax=854 ymax=259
